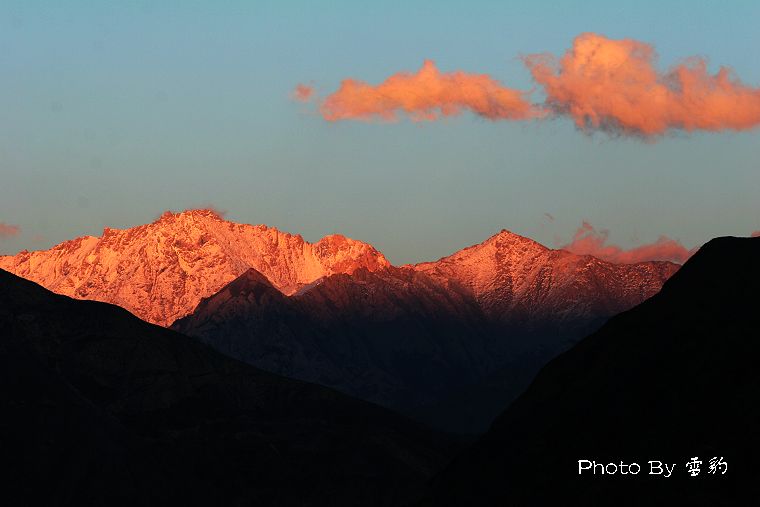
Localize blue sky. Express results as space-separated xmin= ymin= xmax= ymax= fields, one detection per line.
xmin=2 ymin=0 xmax=759 ymax=263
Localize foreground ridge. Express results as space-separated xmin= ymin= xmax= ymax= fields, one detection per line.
xmin=421 ymin=236 xmax=760 ymax=505
xmin=0 ymin=267 xmax=456 ymax=507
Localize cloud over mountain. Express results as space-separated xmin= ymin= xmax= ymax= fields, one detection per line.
xmin=560 ymin=221 xmax=692 ymax=264
xmin=0 ymin=222 xmax=20 ymax=239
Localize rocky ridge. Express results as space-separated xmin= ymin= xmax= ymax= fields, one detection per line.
xmin=0 ymin=209 xmax=389 ymax=326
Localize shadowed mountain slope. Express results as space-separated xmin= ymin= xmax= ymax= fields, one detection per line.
xmin=173 ymin=266 xmax=495 ymax=419
xmin=420 ymin=236 xmax=760 ymax=506
xmin=0 ymin=268 xmax=457 ymax=507
xmin=173 ymin=233 xmax=676 ymax=433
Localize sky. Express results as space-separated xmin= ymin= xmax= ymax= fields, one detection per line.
xmin=2 ymin=0 xmax=759 ymax=264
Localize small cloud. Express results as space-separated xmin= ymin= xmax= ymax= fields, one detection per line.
xmin=751 ymin=230 xmax=760 ymax=238
xmin=292 ymin=83 xmax=315 ymax=103
xmin=0 ymin=222 xmax=21 ymax=239
xmin=560 ymin=221 xmax=692 ymax=264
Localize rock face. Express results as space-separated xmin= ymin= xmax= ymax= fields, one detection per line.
xmin=0 ymin=209 xmax=389 ymax=326
xmin=421 ymin=236 xmax=760 ymax=506
xmin=414 ymin=229 xmax=679 ymax=324
xmin=0 ymin=268 xmax=457 ymax=507
xmin=173 ymin=231 xmax=679 ymax=433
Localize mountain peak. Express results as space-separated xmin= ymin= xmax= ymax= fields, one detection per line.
xmin=414 ymin=227 xmax=678 ymax=321
xmin=156 ymin=208 xmax=226 ymax=223
xmin=0 ymin=213 xmax=389 ymax=326
xmin=145 ymin=208 xmax=233 ymax=233
xmin=231 ymin=268 xmax=280 ymax=292
xmin=484 ymin=229 xmax=549 ymax=251
xmin=414 ymin=228 xmax=550 ymax=270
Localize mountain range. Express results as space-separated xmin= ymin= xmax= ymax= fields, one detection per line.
xmin=3 ymin=213 xmax=756 ymax=505
xmin=0 ymin=209 xmax=390 ymax=327
xmin=1 ymin=210 xmax=679 ymax=432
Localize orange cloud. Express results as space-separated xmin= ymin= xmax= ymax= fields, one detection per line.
xmin=524 ymin=33 xmax=760 ymax=136
xmin=561 ymin=221 xmax=692 ymax=264
xmin=319 ymin=60 xmax=541 ymax=122
xmin=293 ymin=83 xmax=315 ymax=103
xmin=0 ymin=222 xmax=21 ymax=239
xmin=305 ymin=34 xmax=760 ymax=136
xmin=751 ymin=231 xmax=760 ymax=238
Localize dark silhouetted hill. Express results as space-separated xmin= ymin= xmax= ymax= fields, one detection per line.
xmin=420 ymin=236 xmax=760 ymax=506
xmin=0 ymin=268 xmax=457 ymax=507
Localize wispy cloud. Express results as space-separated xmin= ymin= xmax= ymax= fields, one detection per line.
xmin=292 ymin=83 xmax=315 ymax=103
xmin=560 ymin=221 xmax=692 ymax=264
xmin=0 ymin=222 xmax=21 ymax=239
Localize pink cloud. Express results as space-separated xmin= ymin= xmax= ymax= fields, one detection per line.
xmin=524 ymin=33 xmax=760 ymax=136
xmin=292 ymin=83 xmax=315 ymax=103
xmin=317 ymin=60 xmax=541 ymax=122
xmin=0 ymin=222 xmax=20 ymax=239
xmin=561 ymin=221 xmax=692 ymax=264
xmin=303 ymin=33 xmax=760 ymax=137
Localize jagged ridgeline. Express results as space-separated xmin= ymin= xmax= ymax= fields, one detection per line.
xmin=1 ymin=210 xmax=678 ymax=433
